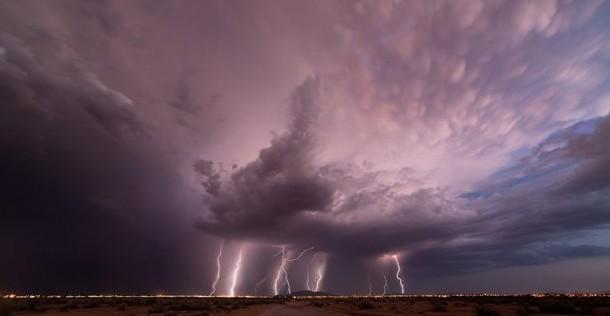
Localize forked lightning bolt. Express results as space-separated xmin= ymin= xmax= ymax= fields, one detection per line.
xmin=288 ymin=247 xmax=314 ymax=262
xmin=272 ymin=246 xmax=314 ymax=295
xmin=209 ymin=240 xmax=224 ymax=296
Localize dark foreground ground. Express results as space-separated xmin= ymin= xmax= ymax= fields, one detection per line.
xmin=2 ymin=295 xmax=610 ymax=316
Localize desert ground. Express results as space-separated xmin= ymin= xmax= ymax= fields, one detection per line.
xmin=2 ymin=296 xmax=610 ymax=316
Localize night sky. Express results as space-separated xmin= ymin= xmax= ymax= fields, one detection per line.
xmin=2 ymin=0 xmax=610 ymax=296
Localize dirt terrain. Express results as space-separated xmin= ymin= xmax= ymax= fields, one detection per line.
xmin=2 ymin=296 xmax=610 ymax=316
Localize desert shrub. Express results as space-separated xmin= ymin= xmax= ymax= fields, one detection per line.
xmin=476 ymin=305 xmax=500 ymax=316
xmin=309 ymin=301 xmax=326 ymax=307
xmin=516 ymin=306 xmax=530 ymax=316
xmin=148 ymin=304 xmax=168 ymax=314
xmin=539 ymin=301 xmax=575 ymax=314
xmin=81 ymin=301 xmax=99 ymax=309
xmin=0 ymin=305 xmax=10 ymax=316
xmin=433 ymin=301 xmax=448 ymax=312
xmin=180 ymin=302 xmax=210 ymax=311
xmin=117 ymin=303 xmax=128 ymax=311
xmin=358 ymin=301 xmax=375 ymax=310
xmin=33 ymin=305 xmax=48 ymax=313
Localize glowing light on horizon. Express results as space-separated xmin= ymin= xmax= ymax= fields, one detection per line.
xmin=392 ymin=255 xmax=405 ymax=294
xmin=229 ymin=245 xmax=244 ymax=297
xmin=209 ymin=240 xmax=224 ymax=296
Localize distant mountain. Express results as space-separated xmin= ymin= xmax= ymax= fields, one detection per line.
xmin=289 ymin=290 xmax=335 ymax=297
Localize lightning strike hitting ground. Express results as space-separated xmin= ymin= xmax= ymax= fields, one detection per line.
xmin=229 ymin=245 xmax=244 ymax=297
xmin=208 ymin=240 xmax=224 ymax=296
xmin=281 ymin=254 xmax=291 ymax=294
xmin=392 ymin=255 xmax=405 ymax=294
xmin=306 ymin=252 xmax=318 ymax=291
xmin=315 ymin=266 xmax=323 ymax=292
xmin=272 ymin=246 xmax=286 ymax=295
xmin=272 ymin=246 xmax=314 ymax=295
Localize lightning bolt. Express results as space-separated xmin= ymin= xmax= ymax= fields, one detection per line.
xmin=288 ymin=246 xmax=314 ymax=262
xmin=392 ymin=255 xmax=405 ymax=294
xmin=272 ymin=246 xmax=314 ymax=295
xmin=282 ymin=255 xmax=291 ymax=294
xmin=209 ymin=240 xmax=224 ymax=296
xmin=228 ymin=245 xmax=244 ymax=297
xmin=382 ymin=272 xmax=388 ymax=296
xmin=305 ymin=252 xmax=318 ymax=291
xmin=254 ymin=272 xmax=272 ymax=296
xmin=314 ymin=266 xmax=323 ymax=292
xmin=272 ymin=246 xmax=286 ymax=295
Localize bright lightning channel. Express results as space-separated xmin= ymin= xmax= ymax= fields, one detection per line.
xmin=392 ymin=255 xmax=405 ymax=294
xmin=281 ymin=254 xmax=291 ymax=294
xmin=272 ymin=246 xmax=314 ymax=295
xmin=272 ymin=246 xmax=286 ymax=295
xmin=229 ymin=245 xmax=244 ymax=297
xmin=288 ymin=246 xmax=314 ymax=262
xmin=314 ymin=266 xmax=323 ymax=292
xmin=305 ymin=252 xmax=318 ymax=291
xmin=382 ymin=272 xmax=388 ymax=295
xmin=209 ymin=240 xmax=224 ymax=296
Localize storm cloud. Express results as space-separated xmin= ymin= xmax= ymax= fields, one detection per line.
xmin=2 ymin=0 xmax=610 ymax=295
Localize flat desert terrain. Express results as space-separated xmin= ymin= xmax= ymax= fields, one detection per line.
xmin=2 ymin=296 xmax=610 ymax=316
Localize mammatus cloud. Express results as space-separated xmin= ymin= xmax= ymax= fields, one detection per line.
xmin=195 ymin=2 xmax=610 ymax=278
xmin=2 ymin=0 xmax=610 ymax=295
xmin=197 ymin=74 xmax=610 ymax=275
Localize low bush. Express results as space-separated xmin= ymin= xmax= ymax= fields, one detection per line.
xmin=476 ymin=305 xmax=500 ymax=316
xmin=539 ymin=301 xmax=575 ymax=314
xmin=0 ymin=305 xmax=11 ymax=316
xmin=148 ymin=304 xmax=168 ymax=314
xmin=358 ymin=301 xmax=375 ymax=310
xmin=433 ymin=301 xmax=448 ymax=312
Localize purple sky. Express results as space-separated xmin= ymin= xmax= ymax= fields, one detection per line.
xmin=1 ymin=0 xmax=610 ymax=295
